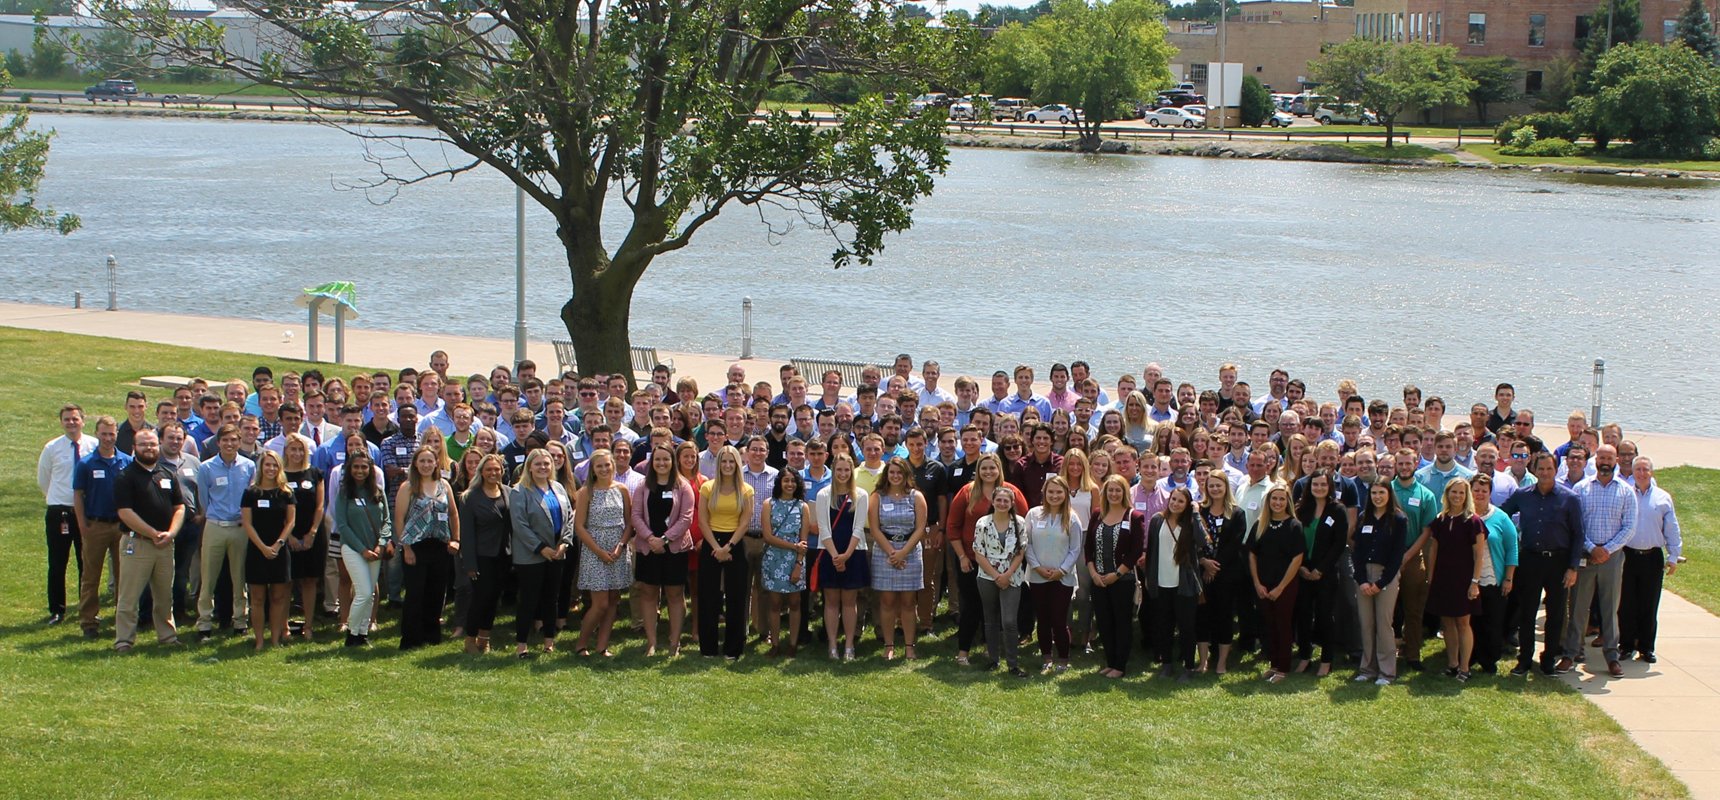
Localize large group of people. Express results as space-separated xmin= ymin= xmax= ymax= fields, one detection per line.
xmin=36 ymin=352 xmax=1685 ymax=684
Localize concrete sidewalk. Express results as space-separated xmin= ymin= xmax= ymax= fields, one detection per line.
xmin=4 ymin=299 xmax=1717 ymax=470
xmin=1560 ymin=591 xmax=1720 ymax=798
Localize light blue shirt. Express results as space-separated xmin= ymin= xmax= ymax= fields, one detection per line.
xmin=999 ymin=393 xmax=1051 ymax=420
xmin=1574 ymin=474 xmax=1638 ymax=555
xmin=313 ymin=434 xmax=382 ymax=476
xmin=198 ymin=454 xmax=257 ymax=523
xmin=1479 ymin=506 xmax=1519 ymax=585
xmin=1414 ymin=461 xmax=1476 ymax=514
xmin=1627 ymin=480 xmax=1682 ymax=559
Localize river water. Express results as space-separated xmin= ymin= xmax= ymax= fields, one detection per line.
xmin=6 ymin=113 xmax=1718 ymax=435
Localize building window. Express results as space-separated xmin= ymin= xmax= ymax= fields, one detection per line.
xmin=1665 ymin=19 xmax=1678 ymax=41
xmin=1435 ymin=11 xmax=1443 ymax=42
xmin=1576 ymin=14 xmax=1591 ymax=41
xmin=1525 ymin=70 xmax=1544 ymax=95
xmin=1529 ymin=13 xmax=1545 ymax=46
xmin=1468 ymin=12 xmax=1486 ymax=45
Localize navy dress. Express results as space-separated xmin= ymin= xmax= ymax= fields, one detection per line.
xmin=817 ymin=493 xmax=871 ymax=590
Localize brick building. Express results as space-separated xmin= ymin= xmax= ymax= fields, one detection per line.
xmin=1167 ymin=1 xmax=1356 ymax=94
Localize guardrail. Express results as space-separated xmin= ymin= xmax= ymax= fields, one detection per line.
xmin=0 ymin=89 xmax=398 ymax=114
xmin=950 ymin=120 xmax=1416 ymax=144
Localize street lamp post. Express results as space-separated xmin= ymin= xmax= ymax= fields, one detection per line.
xmin=513 ymin=182 xmax=527 ymax=368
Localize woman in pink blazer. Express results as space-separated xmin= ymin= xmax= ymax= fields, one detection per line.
xmin=631 ymin=445 xmax=696 ymax=656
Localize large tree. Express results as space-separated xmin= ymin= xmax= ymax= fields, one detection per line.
xmin=1459 ymin=55 xmax=1520 ymax=122
xmin=97 ymin=0 xmax=965 ymax=379
xmin=983 ymin=0 xmax=1173 ymax=150
xmin=1311 ymin=38 xmax=1474 ymax=148
xmin=1675 ymin=0 xmax=1720 ymax=64
xmin=1572 ymin=42 xmax=1720 ymax=153
xmin=1576 ymin=0 xmax=1642 ymax=91
xmin=1 ymin=66 xmax=78 ymax=234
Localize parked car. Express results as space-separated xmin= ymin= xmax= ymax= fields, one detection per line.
xmin=84 ymin=79 xmax=139 ymax=101
xmin=1156 ymin=91 xmax=1206 ymax=108
xmin=1266 ymin=110 xmax=1295 ymax=127
xmin=906 ymin=92 xmax=951 ymax=117
xmin=991 ymin=97 xmax=1031 ymax=121
xmin=948 ymin=94 xmax=993 ymax=121
xmin=1144 ymin=107 xmax=1205 ymax=128
xmin=1314 ymin=103 xmax=1379 ymax=125
xmin=1290 ymin=93 xmax=1329 ymax=116
xmin=1024 ymin=104 xmax=1082 ymax=123
xmin=1180 ymin=104 xmax=1208 ymax=118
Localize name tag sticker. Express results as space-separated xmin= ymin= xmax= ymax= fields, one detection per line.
xmin=301 ymin=480 xmax=313 ymax=490
xmin=159 ymin=478 xmax=172 ymax=489
xmin=257 ymin=499 xmax=271 ymax=508
xmin=92 ymin=470 xmax=106 ymax=479
xmin=355 ymin=499 xmax=366 ymax=506
xmin=1325 ymin=516 xmax=1335 ymax=526
xmin=336 ymin=452 xmax=347 ymax=462
xmin=660 ymin=491 xmax=674 ymax=500
xmin=1408 ymin=498 xmax=1421 ymax=507
xmin=396 ymin=447 xmax=408 ymax=457
xmin=1134 ymin=502 xmax=1148 ymax=511
xmin=1247 ymin=502 xmax=1259 ymax=511
xmin=437 ymin=512 xmax=449 ymax=522
xmin=1361 ymin=525 xmax=1373 ymax=533
xmin=215 ymin=476 xmax=229 ymax=486
xmin=514 ymin=455 xmax=526 ymax=463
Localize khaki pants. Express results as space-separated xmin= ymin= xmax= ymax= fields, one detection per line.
xmin=115 ymin=534 xmax=177 ymax=647
xmin=744 ymin=533 xmax=767 ymax=634
xmin=916 ymin=535 xmax=947 ymax=630
xmin=1398 ymin=552 xmax=1430 ymax=663
xmin=78 ymin=520 xmax=123 ymax=629
xmin=1357 ymin=564 xmax=1400 ymax=680
xmin=197 ymin=521 xmax=249 ymax=631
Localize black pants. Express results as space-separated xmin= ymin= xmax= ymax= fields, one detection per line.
xmin=1093 ymin=574 xmax=1136 ymax=672
xmin=514 ymin=560 xmax=561 ymax=644
xmin=1151 ymin=588 xmax=1198 ymax=670
xmin=556 ymin=543 xmax=581 ymax=621
xmin=400 ymin=540 xmax=451 ymax=650
xmin=1474 ymin=583 xmax=1508 ymax=670
xmin=1201 ymin=577 xmax=1237 ymax=646
xmin=465 ymin=554 xmax=510 ymax=633
xmin=698 ymin=533 xmax=749 ymax=658
xmin=1515 ymin=549 xmax=1570 ymax=669
xmin=1294 ymin=576 xmax=1336 ymax=664
xmin=955 ymin=563 xmax=984 ymax=651
xmin=1233 ymin=577 xmax=1261 ymax=651
xmin=171 ymin=519 xmax=204 ymax=620
xmin=44 ymin=506 xmax=83 ymax=616
xmin=1619 ymin=547 xmax=1666 ymax=655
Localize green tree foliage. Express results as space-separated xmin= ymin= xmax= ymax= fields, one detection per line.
xmin=0 ymin=0 xmax=75 ymax=13
xmin=4 ymin=49 xmax=26 ymax=78
xmin=1536 ymin=56 xmax=1581 ymax=111
xmin=1577 ymin=0 xmax=1642 ymax=90
xmin=1675 ymin=0 xmax=1720 ymax=64
xmin=28 ymin=13 xmax=67 ymax=78
xmin=1571 ymin=42 xmax=1720 ymax=153
xmin=1311 ymin=38 xmax=1475 ymax=148
xmin=980 ymin=0 xmax=1173 ymax=149
xmin=77 ymin=28 xmax=148 ymax=79
xmin=1239 ymin=74 xmax=1273 ymax=125
xmin=97 ymin=0 xmax=966 ymax=380
xmin=0 ymin=67 xmax=78 ymax=234
xmin=1459 ymin=55 xmax=1520 ymax=122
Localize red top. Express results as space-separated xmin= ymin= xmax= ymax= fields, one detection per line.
xmin=946 ymin=481 xmax=1028 ymax=557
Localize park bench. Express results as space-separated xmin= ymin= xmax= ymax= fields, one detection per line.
xmin=552 ymin=340 xmax=673 ymax=381
xmin=790 ymin=357 xmax=875 ymax=389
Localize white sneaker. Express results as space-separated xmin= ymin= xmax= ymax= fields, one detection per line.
xmin=1375 ymin=677 xmax=1392 ymax=686
xmin=1353 ymin=673 xmax=1373 ymax=682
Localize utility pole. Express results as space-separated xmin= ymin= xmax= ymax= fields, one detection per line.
xmin=1217 ymin=0 xmax=1227 ymax=129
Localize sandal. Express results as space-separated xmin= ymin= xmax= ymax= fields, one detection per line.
xmin=905 ymin=646 xmax=917 ymax=661
xmin=956 ymin=653 xmax=970 ymax=667
xmin=576 ymin=648 xmax=591 ymax=657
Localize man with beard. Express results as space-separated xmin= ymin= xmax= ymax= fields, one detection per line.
xmin=112 ymin=429 xmax=185 ymax=652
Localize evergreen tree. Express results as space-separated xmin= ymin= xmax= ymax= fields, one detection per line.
xmin=1675 ymin=0 xmax=1720 ymax=64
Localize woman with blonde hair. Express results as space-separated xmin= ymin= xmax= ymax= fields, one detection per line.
xmin=574 ymin=449 xmax=634 ymax=657
xmin=698 ymin=445 xmax=753 ymax=661
xmin=543 ymin=439 xmax=581 ymax=633
xmin=459 ymin=453 xmax=512 ymax=654
xmin=973 ymin=484 xmax=1030 ymax=678
xmin=1427 ymin=477 xmax=1489 ymax=683
xmin=817 ymin=451 xmax=870 ymax=661
xmin=1249 ymin=485 xmax=1304 ymax=683
xmin=1121 ymin=391 xmax=1154 ymax=455
xmin=509 ymin=448 xmax=573 ymax=657
xmin=632 ymin=444 xmax=695 ymax=656
xmin=1198 ymin=473 xmax=1247 ymax=674
xmin=395 ymin=445 xmax=460 ymax=650
xmin=242 ymin=449 xmax=296 ymax=651
xmin=280 ymin=434 xmax=325 ymax=639
xmin=1026 ymin=475 xmax=1082 ymax=673
xmin=1085 ymin=475 xmax=1144 ymax=677
xmin=1060 ymin=450 xmax=1099 ymax=652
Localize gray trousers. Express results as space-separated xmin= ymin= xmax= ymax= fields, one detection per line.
xmin=1356 ymin=564 xmax=1401 ymax=680
xmin=976 ymin=579 xmax=1021 ymax=669
xmin=1563 ymin=553 xmax=1625 ymax=663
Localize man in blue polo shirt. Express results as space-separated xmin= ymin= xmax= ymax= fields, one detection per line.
xmin=313 ymin=404 xmax=381 ymax=476
xmin=72 ymin=416 xmax=131 ymax=638
xmin=998 ymin=364 xmax=1051 ymax=421
xmin=1414 ymin=432 xmax=1476 ymax=512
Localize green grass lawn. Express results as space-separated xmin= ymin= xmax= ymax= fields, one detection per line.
xmin=0 ymin=326 xmax=1693 ymax=798
xmin=1462 ymin=144 xmax=1720 ymax=173
xmin=8 ymin=76 xmax=301 ymax=98
xmin=1657 ymin=468 xmax=1720 ymax=617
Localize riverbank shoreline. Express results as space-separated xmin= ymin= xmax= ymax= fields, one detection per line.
xmin=4 ymin=300 xmax=1717 ymax=468
xmin=18 ymin=101 xmax=1718 ymax=179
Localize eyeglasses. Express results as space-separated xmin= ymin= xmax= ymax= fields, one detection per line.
xmin=1510 ymin=453 xmax=1528 ymax=460
xmin=580 ymin=391 xmax=597 ymax=398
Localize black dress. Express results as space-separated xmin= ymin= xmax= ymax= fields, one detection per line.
xmin=243 ymin=486 xmax=294 ymax=584
xmin=284 ymin=467 xmax=325 ymax=577
xmin=636 ymin=480 xmax=689 ymax=587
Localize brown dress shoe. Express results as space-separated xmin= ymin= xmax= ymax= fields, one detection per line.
xmin=1555 ymin=658 xmax=1575 ymax=673
xmin=1607 ymin=661 xmax=1625 ymax=678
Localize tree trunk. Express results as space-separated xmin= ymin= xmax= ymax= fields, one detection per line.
xmin=1383 ymin=118 xmax=1396 ymax=148
xmin=558 ymin=240 xmax=640 ymax=386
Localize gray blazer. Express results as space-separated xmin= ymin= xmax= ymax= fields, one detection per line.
xmin=508 ymin=481 xmax=575 ymax=566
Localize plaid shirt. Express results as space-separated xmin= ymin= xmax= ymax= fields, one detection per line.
xmin=379 ymin=431 xmax=420 ymax=499
xmin=1574 ymin=475 xmax=1637 ymax=555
